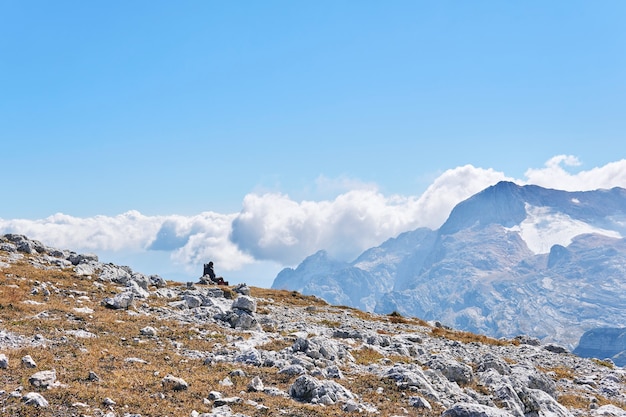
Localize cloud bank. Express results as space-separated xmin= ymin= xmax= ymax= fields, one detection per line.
xmin=2 ymin=156 xmax=625 ymax=283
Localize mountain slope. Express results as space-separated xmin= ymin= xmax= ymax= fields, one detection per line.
xmin=272 ymin=228 xmax=437 ymax=311
xmin=272 ymin=182 xmax=626 ymax=349
xmin=2 ymin=235 xmax=626 ymax=416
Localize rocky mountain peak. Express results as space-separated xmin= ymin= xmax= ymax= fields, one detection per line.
xmin=440 ymin=181 xmax=528 ymax=235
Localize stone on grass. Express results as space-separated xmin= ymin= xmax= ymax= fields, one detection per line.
xmin=248 ymin=376 xmax=264 ymax=392
xmin=101 ymin=291 xmax=134 ymax=310
xmin=409 ymin=396 xmax=432 ymax=410
xmin=0 ymin=353 xmax=9 ymax=369
xmin=22 ymin=392 xmax=49 ymax=407
xmin=28 ymin=369 xmax=56 ymax=388
xmin=140 ymin=326 xmax=158 ymax=337
xmin=289 ymin=374 xmax=355 ymax=405
xmin=103 ymin=397 xmax=116 ymax=406
xmin=162 ymin=374 xmax=189 ymax=391
xmin=21 ymin=355 xmax=37 ymax=368
xmin=442 ymin=402 xmax=516 ymax=417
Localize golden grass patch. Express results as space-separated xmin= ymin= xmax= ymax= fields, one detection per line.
xmin=430 ymin=326 xmax=514 ymax=346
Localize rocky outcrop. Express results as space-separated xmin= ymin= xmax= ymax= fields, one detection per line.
xmin=574 ymin=328 xmax=626 ymax=367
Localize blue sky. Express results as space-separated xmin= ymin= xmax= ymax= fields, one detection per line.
xmin=2 ymin=2 xmax=626 ymax=286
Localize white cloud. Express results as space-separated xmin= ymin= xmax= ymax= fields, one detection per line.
xmin=0 ymin=211 xmax=159 ymax=252
xmin=413 ymin=165 xmax=512 ymax=229
xmin=524 ymin=155 xmax=626 ymax=190
xmin=0 ymin=210 xmax=253 ymax=275
xmin=230 ymin=164 xmax=509 ymax=264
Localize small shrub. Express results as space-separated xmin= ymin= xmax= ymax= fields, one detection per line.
xmin=352 ymin=346 xmax=384 ymax=365
xmin=430 ymin=327 xmax=512 ymax=346
xmin=318 ymin=319 xmax=341 ymax=328
xmin=591 ymin=358 xmax=615 ymax=369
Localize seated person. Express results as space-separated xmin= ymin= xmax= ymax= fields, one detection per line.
xmin=203 ymin=261 xmax=228 ymax=285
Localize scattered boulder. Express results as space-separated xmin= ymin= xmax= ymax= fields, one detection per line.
xmin=543 ymin=343 xmax=569 ymax=354
xmin=0 ymin=353 xmax=8 ymax=369
xmin=428 ymin=357 xmax=473 ymax=385
xmin=517 ymin=388 xmax=572 ymax=417
xmin=22 ymin=392 xmax=49 ymax=407
xmin=232 ymin=295 xmax=256 ymax=313
xmin=442 ymin=402 xmax=516 ymax=417
xmin=28 ymin=369 xmax=57 ymax=388
xmin=409 ymin=395 xmax=432 ymax=410
xmin=289 ymin=374 xmax=355 ymax=405
xmin=233 ymin=283 xmax=251 ymax=296
xmin=101 ymin=291 xmax=134 ymax=310
xmin=88 ymin=371 xmax=101 ymax=382
xmin=593 ymin=405 xmax=626 ymax=416
xmin=477 ymin=352 xmax=512 ymax=375
xmin=21 ymin=355 xmax=37 ymax=368
xmin=161 ymin=374 xmax=189 ymax=391
xmin=149 ymin=274 xmax=167 ymax=288
xmin=140 ymin=326 xmax=158 ymax=337
xmin=248 ymin=376 xmax=264 ymax=392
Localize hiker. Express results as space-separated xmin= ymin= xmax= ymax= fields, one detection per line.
xmin=203 ymin=261 xmax=228 ymax=285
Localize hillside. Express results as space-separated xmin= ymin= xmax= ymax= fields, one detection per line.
xmin=1 ymin=234 xmax=625 ymax=416
xmin=273 ymin=182 xmax=626 ymax=351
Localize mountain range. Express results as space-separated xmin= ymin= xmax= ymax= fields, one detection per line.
xmin=272 ymin=181 xmax=626 ymax=354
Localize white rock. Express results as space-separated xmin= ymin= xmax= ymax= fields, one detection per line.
xmin=248 ymin=376 xmax=264 ymax=392
xmin=22 ymin=392 xmax=49 ymax=407
xmin=162 ymin=374 xmax=189 ymax=391
xmin=21 ymin=355 xmax=37 ymax=368
xmin=73 ymin=307 xmax=95 ymax=314
xmin=232 ymin=295 xmax=256 ymax=313
xmin=442 ymin=402 xmax=516 ymax=417
xmin=140 ymin=326 xmax=158 ymax=337
xmin=28 ymin=369 xmax=56 ymax=388
xmin=0 ymin=353 xmax=9 ymax=369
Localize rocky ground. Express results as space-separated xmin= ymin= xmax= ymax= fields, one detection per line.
xmin=1 ymin=233 xmax=625 ymax=417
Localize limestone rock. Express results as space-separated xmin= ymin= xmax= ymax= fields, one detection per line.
xmin=21 ymin=355 xmax=37 ymax=368
xmin=140 ymin=326 xmax=158 ymax=337
xmin=248 ymin=376 xmax=264 ymax=392
xmin=574 ymin=327 xmax=626 ymax=367
xmin=442 ymin=402 xmax=516 ymax=417
xmin=232 ymin=295 xmax=256 ymax=313
xmin=101 ymin=291 xmax=134 ymax=310
xmin=289 ymin=374 xmax=354 ymax=404
xmin=162 ymin=374 xmax=189 ymax=391
xmin=0 ymin=353 xmax=8 ymax=369
xmin=28 ymin=369 xmax=56 ymax=388
xmin=22 ymin=392 xmax=49 ymax=407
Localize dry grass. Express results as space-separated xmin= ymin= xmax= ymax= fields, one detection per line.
xmin=591 ymin=358 xmax=615 ymax=369
xmin=351 ymin=346 xmax=385 ymax=365
xmin=317 ymin=319 xmax=341 ymax=328
xmin=557 ymin=392 xmax=626 ymax=410
xmin=538 ymin=365 xmax=576 ymax=381
xmin=256 ymin=337 xmax=294 ymax=352
xmin=1 ymin=257 xmax=439 ymax=417
xmin=251 ymin=287 xmax=328 ymax=308
xmin=430 ymin=326 xmax=515 ymax=346
xmin=0 ymin=258 xmax=250 ymax=416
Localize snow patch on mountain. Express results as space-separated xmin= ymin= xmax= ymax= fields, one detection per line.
xmin=508 ymin=204 xmax=622 ymax=254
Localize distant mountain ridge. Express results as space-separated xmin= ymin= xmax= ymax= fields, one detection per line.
xmin=272 ymin=181 xmax=626 ymax=351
